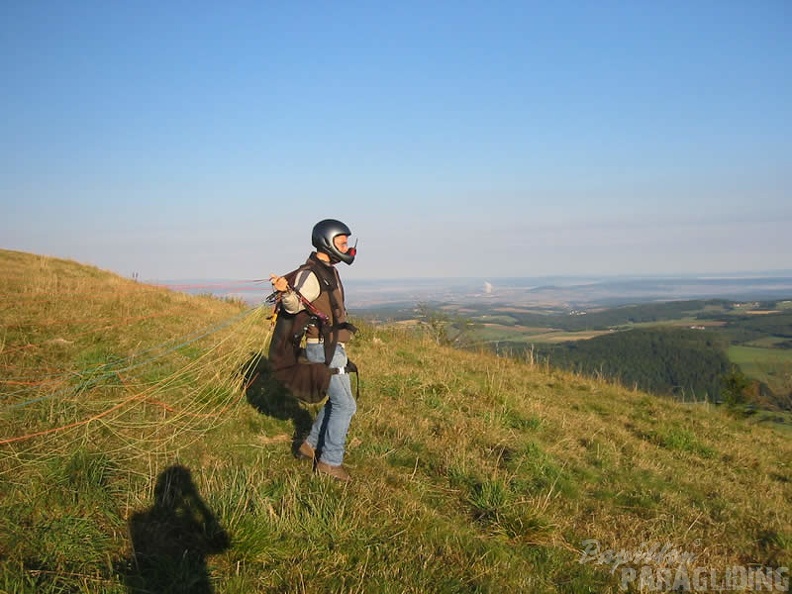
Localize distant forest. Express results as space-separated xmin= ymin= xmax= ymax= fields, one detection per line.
xmin=517 ymin=328 xmax=732 ymax=401
xmin=484 ymin=306 xmax=792 ymax=404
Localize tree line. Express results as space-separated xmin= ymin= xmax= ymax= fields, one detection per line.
xmin=498 ymin=328 xmax=733 ymax=402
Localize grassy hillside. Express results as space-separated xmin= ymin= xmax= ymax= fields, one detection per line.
xmin=1 ymin=249 xmax=790 ymax=593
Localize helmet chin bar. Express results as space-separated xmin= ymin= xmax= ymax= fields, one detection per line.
xmin=328 ymin=238 xmax=357 ymax=265
xmin=340 ymin=238 xmax=357 ymax=264
xmin=347 ymin=239 xmax=358 ymax=259
xmin=312 ymin=219 xmax=356 ymax=264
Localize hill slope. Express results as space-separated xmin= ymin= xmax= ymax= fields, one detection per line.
xmin=1 ymin=249 xmax=790 ymax=593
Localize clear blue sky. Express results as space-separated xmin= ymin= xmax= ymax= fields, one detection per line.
xmin=1 ymin=1 xmax=790 ymax=281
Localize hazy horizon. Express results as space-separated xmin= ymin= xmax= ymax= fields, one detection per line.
xmin=154 ymin=270 xmax=792 ymax=311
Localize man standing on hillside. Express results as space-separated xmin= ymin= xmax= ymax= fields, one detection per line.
xmin=269 ymin=219 xmax=358 ymax=482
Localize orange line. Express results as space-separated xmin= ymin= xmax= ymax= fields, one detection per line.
xmin=144 ymin=389 xmax=245 ymax=418
xmin=0 ymin=378 xmax=248 ymax=446
xmin=1 ymin=311 xmax=174 ymax=356
xmin=0 ymin=382 xmax=149 ymax=446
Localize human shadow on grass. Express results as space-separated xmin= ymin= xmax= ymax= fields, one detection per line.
xmin=118 ymin=465 xmax=230 ymax=594
xmin=241 ymin=352 xmax=314 ymax=456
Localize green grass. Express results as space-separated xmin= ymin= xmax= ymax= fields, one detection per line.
xmin=728 ymin=344 xmax=792 ymax=394
xmin=1 ymin=249 xmax=791 ymax=593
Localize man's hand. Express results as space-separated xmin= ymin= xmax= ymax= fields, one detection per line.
xmin=269 ymin=273 xmax=289 ymax=293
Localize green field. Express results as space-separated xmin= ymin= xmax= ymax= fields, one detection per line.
xmin=728 ymin=345 xmax=792 ymax=394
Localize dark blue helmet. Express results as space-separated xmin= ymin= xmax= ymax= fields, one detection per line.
xmin=311 ymin=219 xmax=356 ymax=265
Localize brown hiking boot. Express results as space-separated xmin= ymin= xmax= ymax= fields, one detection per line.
xmin=296 ymin=441 xmax=315 ymax=461
xmin=315 ymin=461 xmax=352 ymax=482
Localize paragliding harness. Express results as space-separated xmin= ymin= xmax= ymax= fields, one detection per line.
xmin=266 ymin=259 xmax=358 ymax=404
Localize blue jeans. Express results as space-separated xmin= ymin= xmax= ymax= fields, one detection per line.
xmin=305 ymin=342 xmax=356 ymax=466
